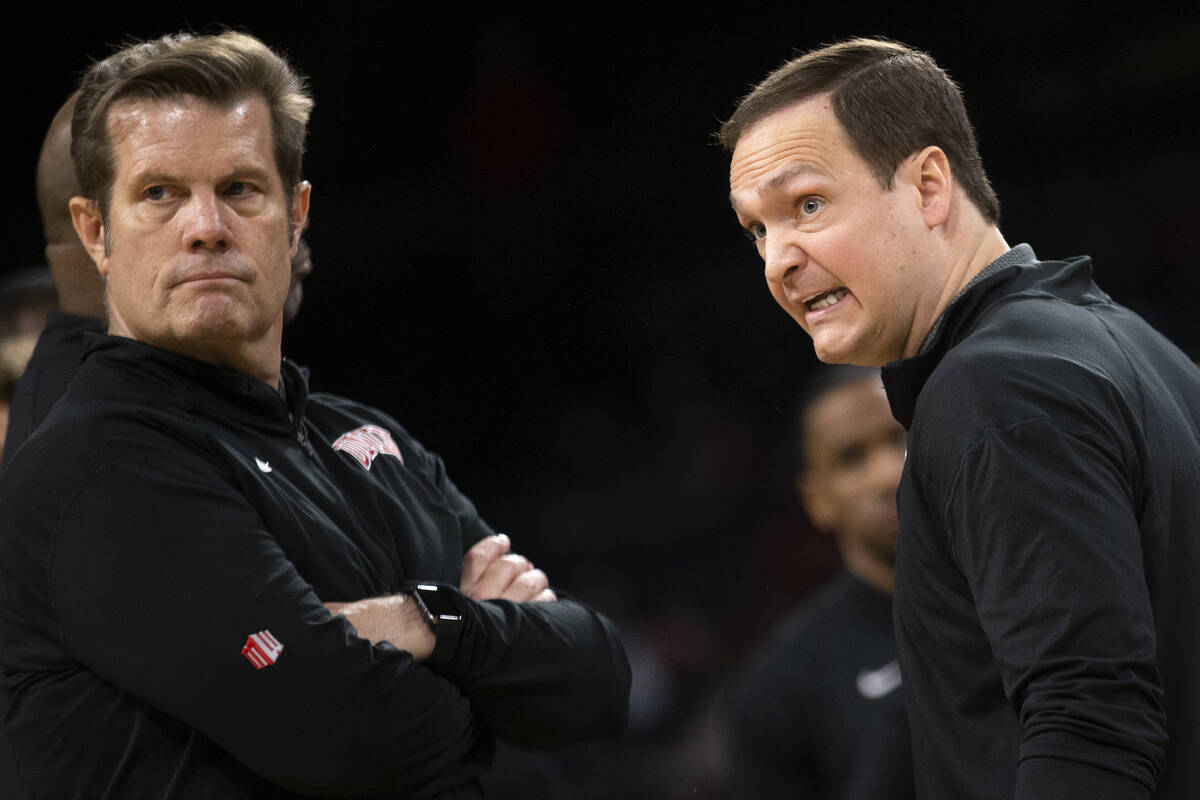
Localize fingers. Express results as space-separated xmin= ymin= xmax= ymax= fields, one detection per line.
xmin=460 ymin=533 xmax=511 ymax=596
xmin=501 ymin=562 xmax=551 ymax=603
xmin=531 ymin=587 xmax=558 ymax=603
xmin=467 ymin=554 xmax=555 ymax=603
xmin=460 ymin=533 xmax=557 ymax=603
xmin=467 ymin=553 xmax=533 ymax=601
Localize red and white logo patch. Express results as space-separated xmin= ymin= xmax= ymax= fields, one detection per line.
xmin=332 ymin=425 xmax=403 ymax=471
xmin=242 ymin=630 xmax=284 ymax=670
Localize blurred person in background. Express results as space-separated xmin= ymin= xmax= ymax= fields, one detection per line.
xmin=724 ymin=365 xmax=912 ymax=799
xmin=0 ymin=267 xmax=57 ymax=460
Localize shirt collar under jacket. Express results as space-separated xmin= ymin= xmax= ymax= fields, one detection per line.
xmin=880 ymin=244 xmax=1109 ymax=429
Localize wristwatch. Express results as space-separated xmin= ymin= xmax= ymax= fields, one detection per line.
xmin=402 ymin=582 xmax=466 ymax=665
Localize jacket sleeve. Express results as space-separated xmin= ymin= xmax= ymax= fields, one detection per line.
xmin=424 ymin=588 xmax=631 ymax=750
xmin=941 ymin=416 xmax=1165 ymax=799
xmin=49 ymin=438 xmax=490 ymax=797
xmin=396 ymin=423 xmax=633 ymax=748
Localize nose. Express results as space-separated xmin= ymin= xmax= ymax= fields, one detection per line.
xmin=763 ymin=230 xmax=806 ymax=288
xmin=180 ymin=191 xmax=230 ymax=253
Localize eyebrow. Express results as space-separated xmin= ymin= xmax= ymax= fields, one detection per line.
xmin=129 ymin=166 xmax=276 ymax=190
xmin=130 ymin=171 xmax=180 ymax=188
xmin=729 ymin=162 xmax=828 ymax=213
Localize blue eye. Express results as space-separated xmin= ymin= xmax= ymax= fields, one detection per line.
xmin=743 ymin=223 xmax=766 ymax=242
xmin=800 ymin=198 xmax=823 ymax=215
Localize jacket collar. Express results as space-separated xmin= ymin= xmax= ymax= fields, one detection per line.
xmin=82 ymin=333 xmax=311 ymax=429
xmin=881 ymin=244 xmax=1103 ymax=428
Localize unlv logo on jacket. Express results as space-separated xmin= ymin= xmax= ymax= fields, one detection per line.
xmin=332 ymin=425 xmax=404 ymax=471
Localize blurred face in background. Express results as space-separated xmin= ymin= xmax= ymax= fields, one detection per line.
xmin=799 ymin=378 xmax=907 ymax=565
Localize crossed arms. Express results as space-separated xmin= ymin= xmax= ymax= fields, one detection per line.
xmin=2 ymin=416 xmax=630 ymax=797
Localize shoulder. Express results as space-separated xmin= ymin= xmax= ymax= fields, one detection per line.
xmin=906 ymin=300 xmax=1152 ymax=504
xmin=739 ymin=575 xmax=871 ymax=679
xmin=915 ymin=297 xmax=1133 ymax=451
xmin=307 ymin=392 xmax=408 ymax=431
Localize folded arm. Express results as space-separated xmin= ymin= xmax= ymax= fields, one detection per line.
xmin=329 ymin=533 xmax=631 ymax=749
xmin=51 ymin=447 xmax=488 ymax=797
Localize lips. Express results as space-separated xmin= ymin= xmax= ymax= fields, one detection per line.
xmin=805 ymin=287 xmax=848 ymax=311
xmin=168 ymin=258 xmax=253 ymax=288
xmin=180 ymin=272 xmax=241 ymax=284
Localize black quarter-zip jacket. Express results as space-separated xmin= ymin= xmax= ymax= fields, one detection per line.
xmin=0 ymin=335 xmax=630 ymax=798
xmin=882 ymin=245 xmax=1200 ymax=799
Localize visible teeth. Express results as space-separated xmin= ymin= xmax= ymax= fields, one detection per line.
xmin=808 ymin=287 xmax=848 ymax=310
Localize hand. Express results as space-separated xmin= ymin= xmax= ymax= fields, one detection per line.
xmin=460 ymin=534 xmax=557 ymax=603
xmin=324 ymin=595 xmax=435 ymax=661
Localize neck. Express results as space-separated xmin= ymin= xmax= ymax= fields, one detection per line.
xmin=840 ymin=541 xmax=895 ymax=596
xmin=903 ymin=222 xmax=1009 ymax=360
xmin=189 ymin=335 xmax=284 ymax=388
xmin=106 ymin=314 xmax=283 ymax=389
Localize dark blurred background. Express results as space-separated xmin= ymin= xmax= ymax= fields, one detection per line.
xmin=6 ymin=4 xmax=1199 ymax=796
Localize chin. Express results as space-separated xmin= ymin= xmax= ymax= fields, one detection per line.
xmin=813 ymin=342 xmax=864 ymax=366
xmin=179 ymin=307 xmax=258 ymax=341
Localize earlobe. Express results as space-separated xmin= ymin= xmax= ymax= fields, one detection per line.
xmin=68 ymin=196 xmax=109 ymax=274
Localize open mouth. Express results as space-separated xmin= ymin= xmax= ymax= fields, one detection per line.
xmin=805 ymin=287 xmax=848 ymax=311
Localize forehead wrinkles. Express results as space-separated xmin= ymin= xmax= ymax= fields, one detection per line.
xmin=729 ymin=96 xmax=843 ymax=196
xmin=730 ymin=135 xmax=834 ymax=189
xmin=729 ymin=134 xmax=839 ymax=218
xmin=108 ymin=97 xmax=273 ymax=178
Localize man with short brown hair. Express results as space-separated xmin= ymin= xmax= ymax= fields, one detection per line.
xmin=723 ymin=37 xmax=1199 ymax=799
xmin=3 ymin=87 xmax=316 ymax=465
xmin=0 ymin=30 xmax=629 ymax=798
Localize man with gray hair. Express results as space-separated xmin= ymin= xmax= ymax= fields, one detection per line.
xmin=722 ymin=37 xmax=1199 ymax=799
xmin=0 ymin=30 xmax=629 ymax=798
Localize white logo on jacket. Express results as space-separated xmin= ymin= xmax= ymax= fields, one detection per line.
xmin=856 ymin=659 xmax=902 ymax=699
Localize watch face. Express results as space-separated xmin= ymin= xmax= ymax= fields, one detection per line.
xmin=406 ymin=586 xmax=437 ymax=627
xmin=413 ymin=583 xmax=463 ymax=625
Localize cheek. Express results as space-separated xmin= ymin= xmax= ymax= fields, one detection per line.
xmin=766 ymin=275 xmax=788 ymax=306
xmin=766 ymin=277 xmax=810 ymax=328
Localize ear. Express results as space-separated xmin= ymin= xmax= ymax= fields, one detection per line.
xmin=69 ymin=196 xmax=109 ymax=275
xmin=289 ymin=181 xmax=312 ymax=255
xmin=912 ymin=146 xmax=952 ymax=229
xmin=797 ymin=470 xmax=836 ymax=533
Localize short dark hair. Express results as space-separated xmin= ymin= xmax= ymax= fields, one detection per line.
xmin=72 ymin=29 xmax=312 ymax=218
xmin=719 ymin=37 xmax=999 ymax=224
